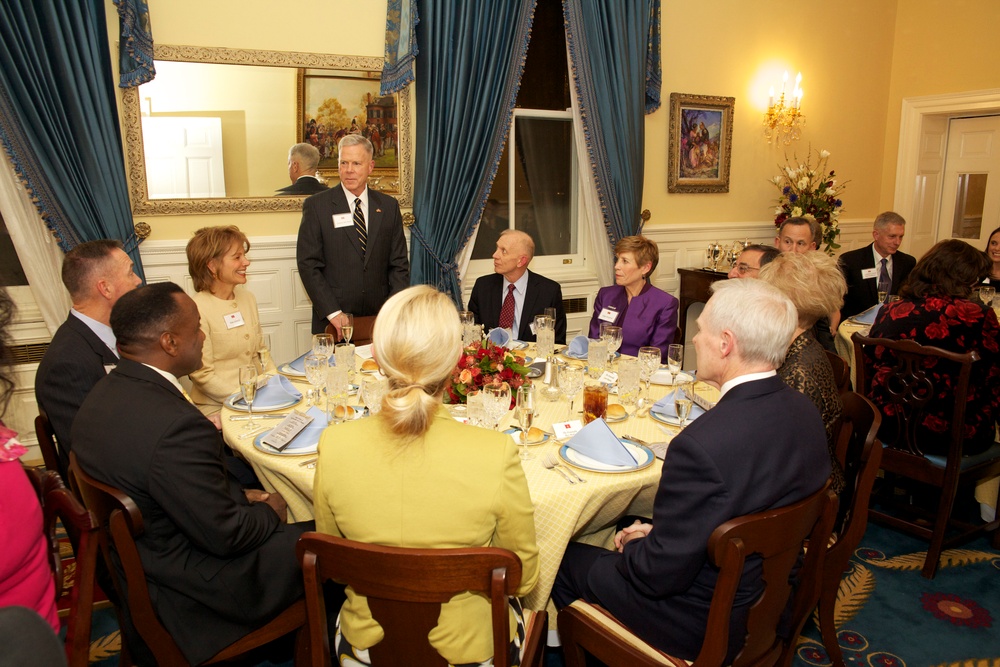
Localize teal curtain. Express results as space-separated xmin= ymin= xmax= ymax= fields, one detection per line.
xmin=564 ymin=0 xmax=661 ymax=244
xmin=0 ymin=0 xmax=145 ymax=277
xmin=113 ymin=0 xmax=156 ymax=87
xmin=381 ymin=0 xmax=418 ymax=95
xmin=409 ymin=0 xmax=537 ymax=303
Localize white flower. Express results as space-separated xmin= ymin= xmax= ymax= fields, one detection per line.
xmin=786 ymin=167 xmax=797 ymax=179
xmin=772 ymin=176 xmax=782 ymax=185
xmin=797 ymin=177 xmax=809 ymax=190
xmin=827 ymin=188 xmax=836 ymax=197
xmin=774 ymin=207 xmax=784 ymax=215
xmin=791 ymin=207 xmax=803 ymax=217
xmin=819 ymin=149 xmax=830 ymax=159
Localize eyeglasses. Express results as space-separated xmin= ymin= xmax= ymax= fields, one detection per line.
xmin=734 ymin=263 xmax=759 ymax=276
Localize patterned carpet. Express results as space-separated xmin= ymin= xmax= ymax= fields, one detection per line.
xmin=72 ymin=522 xmax=999 ymax=666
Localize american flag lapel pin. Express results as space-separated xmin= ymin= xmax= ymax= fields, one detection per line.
xmin=376 ymin=208 xmax=382 ymax=213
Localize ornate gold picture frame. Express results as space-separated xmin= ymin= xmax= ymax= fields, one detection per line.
xmin=667 ymin=93 xmax=734 ymax=194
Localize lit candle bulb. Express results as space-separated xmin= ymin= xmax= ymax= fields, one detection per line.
xmin=795 ymin=89 xmax=803 ymax=109
xmin=768 ymin=86 xmax=774 ymax=107
xmin=782 ymin=71 xmax=788 ymax=94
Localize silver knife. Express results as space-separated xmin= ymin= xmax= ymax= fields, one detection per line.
xmin=228 ymin=414 xmax=286 ymax=421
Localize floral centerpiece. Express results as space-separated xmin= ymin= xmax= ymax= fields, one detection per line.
xmin=771 ymin=148 xmax=847 ymax=255
xmin=444 ymin=340 xmax=531 ymax=407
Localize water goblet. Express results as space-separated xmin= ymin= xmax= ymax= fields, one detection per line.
xmin=303 ymin=353 xmax=328 ymax=407
xmin=483 ymin=382 xmax=511 ymax=431
xmin=239 ymin=365 xmax=259 ymax=431
xmin=601 ymin=325 xmax=622 ymax=366
xmin=638 ymin=346 xmax=661 ymax=392
xmin=535 ymin=315 xmax=555 ymax=358
xmin=335 ymin=343 xmax=356 ymax=382
xmin=560 ymin=363 xmax=585 ymax=419
xmin=587 ymin=338 xmax=608 ymax=379
xmin=616 ymin=357 xmax=641 ymax=415
xmin=979 ymin=286 xmax=995 ymax=307
xmin=361 ymin=376 xmax=387 ymax=415
xmin=341 ymin=313 xmax=354 ymax=345
xmin=312 ymin=333 xmax=334 ymax=360
xmin=667 ymin=344 xmax=684 ymax=383
xmin=326 ymin=366 xmax=350 ymax=424
xmin=515 ymin=385 xmax=536 ymax=460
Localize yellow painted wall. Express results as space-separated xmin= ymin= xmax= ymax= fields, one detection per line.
xmin=879 ymin=0 xmax=1000 ymax=210
xmin=644 ymin=0 xmax=897 ymax=230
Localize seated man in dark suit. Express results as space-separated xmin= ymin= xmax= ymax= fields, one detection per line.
xmin=838 ymin=211 xmax=916 ymax=320
xmin=552 ymin=279 xmax=831 ymax=663
xmin=34 ymin=239 xmax=142 ymax=475
xmin=275 ymin=142 xmax=328 ymax=195
xmin=72 ymin=282 xmax=311 ymax=665
xmin=466 ymin=229 xmax=567 ymax=343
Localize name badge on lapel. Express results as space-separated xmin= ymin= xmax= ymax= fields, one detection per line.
xmin=224 ymin=312 xmax=246 ymax=329
xmin=598 ymin=308 xmax=619 ymax=323
xmin=332 ymin=213 xmax=353 ymax=229
xmin=861 ymin=267 xmax=878 ymax=280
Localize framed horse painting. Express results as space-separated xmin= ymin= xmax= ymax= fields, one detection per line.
xmin=667 ymin=93 xmax=735 ymax=194
xmin=297 ymin=67 xmax=405 ymax=196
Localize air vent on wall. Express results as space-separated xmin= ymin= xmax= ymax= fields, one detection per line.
xmin=7 ymin=342 xmax=49 ymax=365
xmin=563 ymin=297 xmax=588 ymax=314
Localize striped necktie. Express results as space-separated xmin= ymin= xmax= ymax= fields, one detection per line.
xmin=354 ymin=197 xmax=367 ymax=253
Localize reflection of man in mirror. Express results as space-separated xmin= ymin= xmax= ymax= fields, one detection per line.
xmin=296 ymin=134 xmax=409 ymax=335
xmin=471 ymin=198 xmax=509 ymax=260
xmin=276 ymin=143 xmax=328 ymax=196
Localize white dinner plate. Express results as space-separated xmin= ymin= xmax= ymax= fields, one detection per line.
xmin=277 ymin=363 xmax=306 ymax=378
xmin=252 ymin=430 xmax=318 ymax=456
xmin=559 ymin=440 xmax=654 ymax=473
xmin=225 ymin=391 xmax=301 ymax=413
xmin=649 ymin=409 xmax=683 ymax=426
xmin=503 ymin=428 xmax=550 ymax=446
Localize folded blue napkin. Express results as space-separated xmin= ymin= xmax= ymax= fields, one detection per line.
xmin=651 ymin=388 xmax=707 ymax=422
xmin=565 ymin=335 xmax=589 ymax=359
xmin=236 ymin=374 xmax=302 ymax=409
xmin=852 ymin=304 xmax=881 ymax=325
xmin=566 ymin=418 xmax=639 ymax=467
xmin=487 ymin=327 xmax=512 ymax=346
xmin=288 ymin=351 xmax=310 ymax=373
xmin=282 ymin=406 xmax=329 ymax=451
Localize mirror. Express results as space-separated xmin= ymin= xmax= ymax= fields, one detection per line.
xmin=121 ymin=44 xmax=412 ymax=215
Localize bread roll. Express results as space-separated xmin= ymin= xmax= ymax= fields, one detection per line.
xmin=525 ymin=427 xmax=545 ymax=443
xmin=606 ymin=404 xmax=627 ymax=419
xmin=361 ymin=359 xmax=379 ymax=372
xmin=334 ymin=405 xmax=355 ymax=419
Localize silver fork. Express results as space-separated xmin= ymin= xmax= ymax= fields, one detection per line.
xmin=544 ymin=452 xmax=586 ymax=483
xmin=541 ymin=454 xmax=576 ymax=484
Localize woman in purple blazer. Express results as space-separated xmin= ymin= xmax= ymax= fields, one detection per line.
xmin=589 ymin=236 xmax=678 ymax=361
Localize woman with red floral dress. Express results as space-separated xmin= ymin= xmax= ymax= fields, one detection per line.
xmin=867 ymin=239 xmax=1000 ymax=457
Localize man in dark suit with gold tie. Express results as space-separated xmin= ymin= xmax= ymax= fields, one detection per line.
xmin=296 ymin=134 xmax=409 ymax=336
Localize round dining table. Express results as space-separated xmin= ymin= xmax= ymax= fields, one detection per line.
xmin=222 ymin=345 xmax=719 ymax=611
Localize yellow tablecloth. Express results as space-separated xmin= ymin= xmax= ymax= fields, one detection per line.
xmin=223 ymin=350 xmax=719 ymax=610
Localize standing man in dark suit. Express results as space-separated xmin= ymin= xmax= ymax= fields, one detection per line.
xmin=838 ymin=211 xmax=916 ymax=321
xmin=296 ymin=134 xmax=409 ymax=336
xmin=552 ymin=279 xmax=830 ymax=663
xmin=72 ymin=282 xmax=310 ymax=665
xmin=466 ymin=229 xmax=567 ymax=344
xmin=275 ymin=143 xmax=328 ymax=195
xmin=34 ymin=240 xmax=142 ymax=474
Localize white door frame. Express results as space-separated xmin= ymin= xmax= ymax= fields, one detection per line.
xmin=894 ymin=89 xmax=1000 ymax=247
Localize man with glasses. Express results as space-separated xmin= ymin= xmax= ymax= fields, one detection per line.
xmin=727 ymin=244 xmax=779 ymax=279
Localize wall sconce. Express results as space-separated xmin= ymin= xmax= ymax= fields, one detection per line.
xmin=763 ymin=71 xmax=804 ymax=145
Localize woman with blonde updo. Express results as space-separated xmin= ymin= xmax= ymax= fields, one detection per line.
xmin=185 ymin=226 xmax=275 ymax=415
xmin=313 ymin=285 xmax=539 ymax=666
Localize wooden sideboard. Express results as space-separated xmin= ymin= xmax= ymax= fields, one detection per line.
xmin=677 ymin=268 xmax=729 ymax=343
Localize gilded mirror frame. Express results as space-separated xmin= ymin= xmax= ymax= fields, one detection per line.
xmin=121 ymin=44 xmax=413 ymax=215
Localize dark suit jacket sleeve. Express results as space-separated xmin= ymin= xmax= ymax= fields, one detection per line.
xmin=617 ymin=433 xmax=729 ymax=597
xmin=148 ymin=412 xmax=280 ymax=557
xmin=467 ymin=278 xmax=487 ymax=328
xmin=296 ymin=197 xmax=340 ymax=317
xmin=380 ymin=194 xmax=410 ymax=296
xmin=552 ymin=284 xmax=568 ymax=345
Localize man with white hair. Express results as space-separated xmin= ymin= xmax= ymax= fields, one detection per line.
xmin=275 ymin=142 xmax=328 ymax=195
xmin=552 ymin=279 xmax=831 ymax=663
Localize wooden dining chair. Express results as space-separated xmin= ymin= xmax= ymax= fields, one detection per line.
xmin=296 ymin=533 xmax=547 ymax=667
xmin=824 ymin=350 xmax=851 ymax=395
xmin=806 ymin=391 xmax=882 ymax=667
xmin=325 ymin=314 xmax=377 ymax=347
xmin=25 ymin=467 xmax=100 ymax=667
xmin=34 ymin=413 xmax=67 ymax=482
xmin=558 ymin=482 xmax=837 ymax=667
xmin=852 ymin=332 xmax=1000 ymax=578
xmin=68 ymin=453 xmax=306 ymax=666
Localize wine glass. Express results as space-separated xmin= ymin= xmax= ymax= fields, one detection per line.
xmin=515 ymin=385 xmax=536 ymax=460
xmin=256 ymin=333 xmax=272 ymax=376
xmin=303 ymin=353 xmax=327 ymax=407
xmin=483 ymin=382 xmax=511 ymax=431
xmin=667 ymin=344 xmax=683 ymax=383
xmin=638 ymin=346 xmax=661 ymax=392
xmin=979 ymin=286 xmax=995 ymax=307
xmin=601 ymin=324 xmax=623 ymax=366
xmin=560 ymin=364 xmax=585 ymax=419
xmin=674 ymin=382 xmax=694 ymax=427
xmin=361 ymin=376 xmax=387 ymax=415
xmin=341 ymin=313 xmax=354 ymax=345
xmin=239 ymin=365 xmax=258 ymax=431
xmin=877 ymin=290 xmax=888 ymax=305
xmin=312 ymin=333 xmax=334 ymax=360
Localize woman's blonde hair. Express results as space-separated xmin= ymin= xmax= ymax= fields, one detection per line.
xmin=373 ymin=285 xmax=462 ymax=439
xmin=186 ymin=226 xmax=249 ymax=292
xmin=758 ymin=251 xmax=846 ymax=328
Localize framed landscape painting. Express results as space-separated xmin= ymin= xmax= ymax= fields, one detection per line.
xmin=297 ymin=68 xmax=402 ymax=193
xmin=667 ymin=93 xmax=735 ymax=193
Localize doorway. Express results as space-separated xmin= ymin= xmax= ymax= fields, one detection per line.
xmin=937 ymin=115 xmax=1000 ymax=248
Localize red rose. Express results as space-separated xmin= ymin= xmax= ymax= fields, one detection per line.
xmin=925 ymin=320 xmax=949 ymax=339
xmin=889 ymin=301 xmax=915 ymax=319
xmin=947 ymin=299 xmax=984 ymax=325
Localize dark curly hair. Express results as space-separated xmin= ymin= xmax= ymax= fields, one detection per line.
xmin=900 ymin=239 xmax=990 ymax=300
xmin=0 ymin=288 xmax=16 ymax=417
